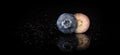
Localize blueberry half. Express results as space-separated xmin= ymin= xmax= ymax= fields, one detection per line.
xmin=57 ymin=13 xmax=77 ymax=33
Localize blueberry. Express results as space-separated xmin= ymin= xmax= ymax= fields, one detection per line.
xmin=57 ymin=13 xmax=77 ymax=33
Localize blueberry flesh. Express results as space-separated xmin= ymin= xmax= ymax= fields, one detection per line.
xmin=57 ymin=13 xmax=77 ymax=33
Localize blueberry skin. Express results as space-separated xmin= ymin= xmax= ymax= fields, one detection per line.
xmin=57 ymin=13 xmax=77 ymax=33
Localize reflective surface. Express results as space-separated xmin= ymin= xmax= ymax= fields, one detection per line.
xmin=11 ymin=2 xmax=103 ymax=54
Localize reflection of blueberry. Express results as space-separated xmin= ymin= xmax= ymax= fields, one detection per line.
xmin=57 ymin=13 xmax=77 ymax=33
xmin=57 ymin=35 xmax=78 ymax=52
xmin=57 ymin=41 xmax=73 ymax=51
xmin=57 ymin=41 xmax=76 ymax=52
xmin=62 ymin=42 xmax=72 ymax=51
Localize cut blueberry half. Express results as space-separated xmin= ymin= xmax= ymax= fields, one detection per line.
xmin=57 ymin=13 xmax=77 ymax=33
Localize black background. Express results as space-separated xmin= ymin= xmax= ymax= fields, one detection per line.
xmin=7 ymin=1 xmax=119 ymax=55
